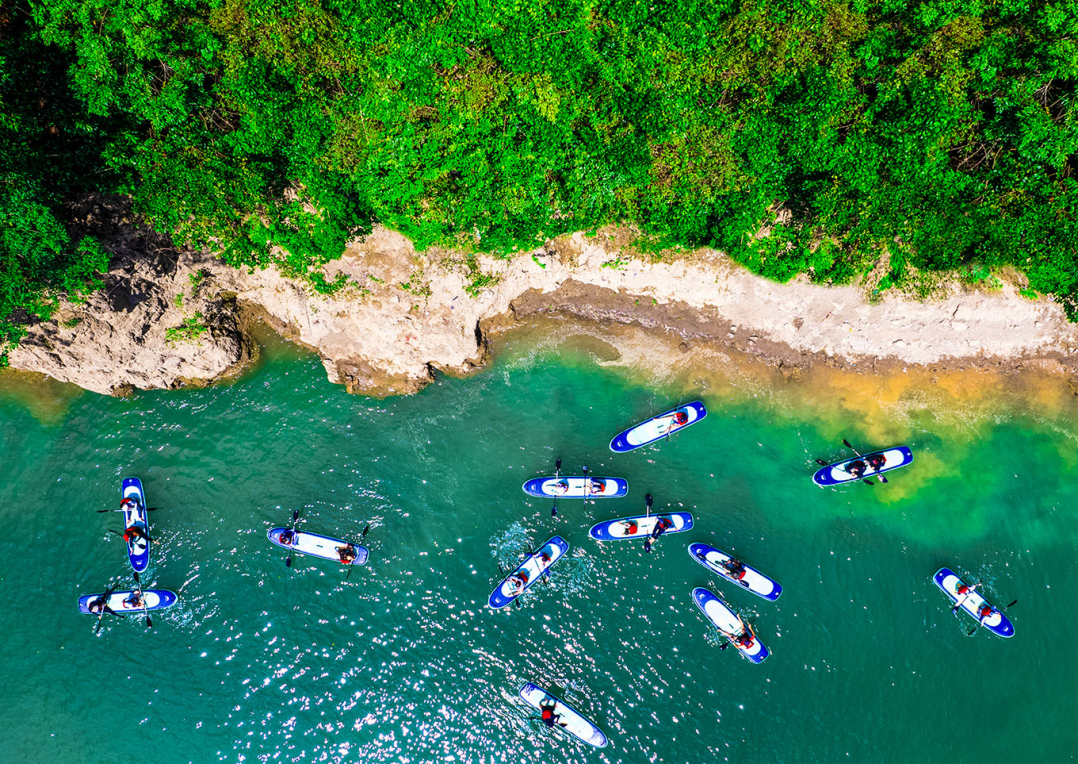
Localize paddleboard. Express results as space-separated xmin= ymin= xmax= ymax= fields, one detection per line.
xmin=267 ymin=528 xmax=369 ymax=565
xmin=522 ymin=476 xmax=628 ymax=499
xmin=609 ymin=401 xmax=708 ymax=452
xmin=78 ymin=589 xmax=178 ymax=614
xmin=519 ymin=683 xmax=608 ymax=748
xmin=120 ymin=477 xmax=150 ymax=573
xmin=589 ymin=512 xmax=693 ymax=541
xmin=692 ymin=587 xmax=769 ymax=663
xmin=933 ymin=568 xmax=1015 ymax=638
xmin=812 ymin=446 xmax=913 ymax=486
xmin=689 ymin=543 xmax=782 ymax=601
xmin=488 ymin=536 xmax=569 ymax=609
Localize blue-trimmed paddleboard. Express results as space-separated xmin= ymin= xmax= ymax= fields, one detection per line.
xmin=589 ymin=512 xmax=693 ymax=541
xmin=78 ymin=589 xmax=177 ymax=614
xmin=812 ymin=446 xmax=913 ymax=486
xmin=692 ymin=587 xmax=769 ymax=663
xmin=522 ymin=476 xmax=628 ymax=499
xmin=267 ymin=528 xmax=369 ymax=565
xmin=519 ymin=683 xmax=608 ymax=748
xmin=120 ymin=477 xmax=150 ymax=573
xmin=488 ymin=536 xmax=568 ymax=609
xmin=689 ymin=543 xmax=782 ymax=601
xmin=609 ymin=401 xmax=708 ymax=452
xmin=933 ymin=568 xmax=1014 ymax=638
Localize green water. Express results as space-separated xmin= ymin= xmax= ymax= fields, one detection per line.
xmin=1 ymin=332 xmax=1077 ymax=764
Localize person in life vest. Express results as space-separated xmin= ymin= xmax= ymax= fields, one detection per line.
xmin=621 ymin=519 xmax=639 ymax=535
xmin=846 ymin=459 xmax=867 ymax=478
xmin=123 ymin=525 xmax=148 ymax=545
xmin=724 ymin=558 xmax=747 ymax=580
xmin=120 ymin=497 xmax=137 ymax=511
xmin=978 ymin=604 xmax=994 ymax=621
xmin=644 ymin=516 xmax=674 ymax=553
xmin=867 ymin=453 xmax=887 ymax=472
xmin=279 ymin=530 xmax=296 ymax=546
xmin=337 ymin=544 xmax=358 ymax=564
xmin=537 ymin=549 xmax=552 ymax=565
xmin=668 ymin=410 xmax=689 ymax=429
xmin=124 ymin=590 xmax=145 ymax=609
xmin=508 ymin=570 xmax=530 ymax=595
xmin=552 ymin=480 xmax=569 ymax=496
xmin=589 ymin=478 xmax=605 ymax=495
xmin=735 ymin=622 xmax=758 ymax=649
xmin=539 ymin=699 xmax=563 ymax=729
xmin=89 ymin=596 xmax=121 ymax=617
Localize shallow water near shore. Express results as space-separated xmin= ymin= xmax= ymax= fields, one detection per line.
xmin=1 ymin=328 xmax=1077 ymax=764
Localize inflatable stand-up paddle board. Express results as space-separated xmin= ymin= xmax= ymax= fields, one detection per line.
xmin=933 ymin=568 xmax=1015 ymax=638
xmin=488 ymin=536 xmax=569 ymax=609
xmin=121 ymin=477 xmax=150 ymax=573
xmin=267 ymin=528 xmax=369 ymax=566
xmin=519 ymin=683 xmax=608 ymax=748
xmin=78 ymin=589 xmax=178 ymax=614
xmin=522 ymin=476 xmax=628 ymax=499
xmin=688 ymin=543 xmax=782 ymax=601
xmin=589 ymin=512 xmax=693 ymax=541
xmin=812 ymin=446 xmax=913 ymax=486
xmin=692 ymin=587 xmax=769 ymax=663
xmin=609 ymin=401 xmax=708 ymax=452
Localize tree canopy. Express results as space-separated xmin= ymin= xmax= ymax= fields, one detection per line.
xmin=2 ymin=0 xmax=1076 ymax=360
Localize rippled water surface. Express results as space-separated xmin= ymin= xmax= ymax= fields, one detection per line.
xmin=1 ymin=332 xmax=1076 ymax=763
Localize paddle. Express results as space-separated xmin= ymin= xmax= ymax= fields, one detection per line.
xmin=133 ymin=572 xmax=152 ymax=629
xmin=843 ymin=439 xmax=886 ymax=484
xmin=285 ymin=509 xmax=300 ymax=568
xmin=642 ymin=494 xmax=655 ymax=553
xmin=97 ymin=507 xmax=159 ymax=513
xmin=551 ymin=458 xmax=562 ymax=517
xmin=343 ymin=524 xmax=371 ymax=581
xmin=91 ymin=584 xmax=124 ymax=634
xmin=967 ymin=599 xmax=1017 ymax=636
xmin=582 ymin=465 xmax=590 ymax=510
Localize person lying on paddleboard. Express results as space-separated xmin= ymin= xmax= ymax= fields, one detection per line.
xmin=336 ymin=544 xmax=358 ymax=564
xmin=644 ymin=516 xmax=674 ymax=552
xmin=553 ymin=480 xmax=570 ymax=495
xmin=539 ymin=699 xmax=565 ymax=729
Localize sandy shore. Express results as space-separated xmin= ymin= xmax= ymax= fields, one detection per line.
xmin=8 ymin=223 xmax=1078 ymax=396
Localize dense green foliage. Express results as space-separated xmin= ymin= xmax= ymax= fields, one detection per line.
xmin=2 ymin=0 xmax=1077 ymax=358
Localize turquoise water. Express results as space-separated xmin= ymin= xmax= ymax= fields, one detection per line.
xmin=1 ymin=332 xmax=1077 ymax=763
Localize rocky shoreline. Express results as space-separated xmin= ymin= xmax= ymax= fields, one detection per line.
xmin=9 ymin=220 xmax=1078 ymax=397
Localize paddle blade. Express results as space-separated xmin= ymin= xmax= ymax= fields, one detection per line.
xmin=879 ymin=476 xmax=888 ymax=484
xmin=862 ymin=479 xmax=874 ymax=486
xmin=555 ymin=458 xmax=562 ymax=471
xmin=843 ymin=439 xmax=854 ymax=449
xmin=582 ymin=466 xmax=588 ymax=475
xmin=285 ymin=555 xmax=292 ymax=568
xmin=292 ymin=510 xmax=299 ymax=523
xmin=133 ymin=572 xmax=141 ymax=585
xmin=361 ymin=524 xmax=370 ymax=538
xmin=815 ymin=459 xmax=828 ymax=466
xmin=550 ymin=504 xmax=557 ymax=517
xmin=146 ymin=615 xmax=153 ymax=629
xmin=719 ymin=642 xmax=727 ymax=651
xmin=1006 ymin=599 xmax=1018 ymax=608
xmin=643 ymin=540 xmax=652 ymax=553
xmin=646 ymin=493 xmax=653 ymax=508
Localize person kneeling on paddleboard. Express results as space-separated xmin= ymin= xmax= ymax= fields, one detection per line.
xmin=846 ymin=460 xmax=866 ymax=478
xmin=539 ymin=699 xmax=564 ymax=728
xmin=978 ymin=604 xmax=994 ymax=621
xmin=589 ymin=478 xmax=604 ymax=494
xmin=337 ymin=544 xmax=357 ymax=564
xmin=621 ymin=519 xmax=639 ymax=535
xmin=509 ymin=571 xmax=530 ymax=595
xmin=553 ymin=480 xmax=569 ymax=496
xmin=124 ymin=591 xmax=144 ymax=609
xmin=123 ymin=525 xmax=148 ymax=545
xmin=867 ymin=453 xmax=886 ymax=472
xmin=668 ymin=410 xmax=689 ymax=430
xmin=724 ymin=559 xmax=747 ymax=580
